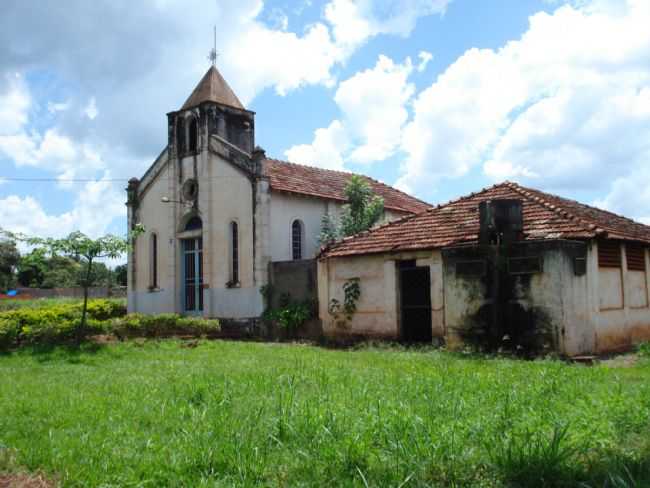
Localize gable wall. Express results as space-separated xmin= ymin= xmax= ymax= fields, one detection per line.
xmin=129 ymin=152 xmax=176 ymax=314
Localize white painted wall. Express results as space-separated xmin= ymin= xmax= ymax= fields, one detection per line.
xmin=269 ymin=192 xmax=330 ymax=262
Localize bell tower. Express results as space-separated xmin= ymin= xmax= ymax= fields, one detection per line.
xmin=167 ymin=52 xmax=255 ymax=159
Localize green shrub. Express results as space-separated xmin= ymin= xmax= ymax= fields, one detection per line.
xmin=263 ymin=302 xmax=312 ymax=330
xmin=0 ymin=303 xmax=219 ymax=348
xmin=638 ymin=342 xmax=650 ymax=358
xmin=0 ymin=299 xmax=124 ymax=348
xmin=111 ymin=313 xmax=220 ymax=338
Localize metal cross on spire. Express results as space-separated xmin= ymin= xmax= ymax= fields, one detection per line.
xmin=208 ymin=25 xmax=218 ymax=67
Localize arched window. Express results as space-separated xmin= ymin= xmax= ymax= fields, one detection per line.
xmin=150 ymin=233 xmax=158 ymax=289
xmin=230 ymin=221 xmax=239 ymax=283
xmin=176 ymin=118 xmax=185 ymax=154
xmin=188 ymin=117 xmax=198 ymax=153
xmin=292 ymin=220 xmax=303 ymax=260
xmin=184 ymin=215 xmax=202 ymax=232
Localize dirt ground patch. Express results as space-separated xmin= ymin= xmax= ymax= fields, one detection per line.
xmin=600 ymin=353 xmax=639 ymax=368
xmin=0 ymin=473 xmax=54 ymax=488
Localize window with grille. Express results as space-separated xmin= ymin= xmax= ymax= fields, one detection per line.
xmin=292 ymin=220 xmax=303 ymax=260
xmin=626 ymin=244 xmax=646 ymax=271
xmin=598 ymin=240 xmax=622 ymax=268
xmin=230 ymin=221 xmax=239 ymax=283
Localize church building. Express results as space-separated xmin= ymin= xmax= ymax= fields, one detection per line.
xmin=126 ymin=65 xmax=430 ymax=319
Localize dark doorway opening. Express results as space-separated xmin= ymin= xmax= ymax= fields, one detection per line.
xmin=399 ymin=261 xmax=432 ymax=343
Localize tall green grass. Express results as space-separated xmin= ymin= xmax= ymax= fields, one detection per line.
xmin=0 ymin=341 xmax=649 ymax=487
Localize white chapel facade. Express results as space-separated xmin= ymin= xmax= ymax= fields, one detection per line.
xmin=126 ymin=66 xmax=430 ymax=319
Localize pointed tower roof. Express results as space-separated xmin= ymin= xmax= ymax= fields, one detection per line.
xmin=180 ymin=66 xmax=245 ymax=111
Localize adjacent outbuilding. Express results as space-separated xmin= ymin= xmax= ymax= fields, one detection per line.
xmin=318 ymin=182 xmax=650 ymax=355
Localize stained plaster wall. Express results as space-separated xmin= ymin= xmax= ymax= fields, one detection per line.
xmin=318 ymin=250 xmax=444 ymax=340
xmin=442 ymin=241 xmax=591 ymax=356
xmin=590 ymin=241 xmax=650 ymax=352
xmin=130 ymin=139 xmax=264 ymax=318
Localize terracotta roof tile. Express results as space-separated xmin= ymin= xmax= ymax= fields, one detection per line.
xmin=264 ymin=159 xmax=431 ymax=214
xmin=181 ymin=66 xmax=245 ymax=111
xmin=321 ymin=181 xmax=650 ymax=258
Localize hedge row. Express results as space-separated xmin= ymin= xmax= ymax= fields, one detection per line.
xmin=0 ymin=300 xmax=220 ymax=348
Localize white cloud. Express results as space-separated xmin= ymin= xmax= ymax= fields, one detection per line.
xmin=84 ymin=97 xmax=98 ymax=120
xmin=325 ymin=0 xmax=450 ymax=49
xmin=285 ymin=54 xmax=415 ymax=168
xmin=0 ymin=73 xmax=30 ymax=135
xmin=285 ymin=120 xmax=350 ymax=170
xmin=0 ymin=176 xmax=125 ymax=238
xmin=417 ymin=51 xmax=433 ymax=72
xmin=395 ymin=0 xmax=650 ymax=199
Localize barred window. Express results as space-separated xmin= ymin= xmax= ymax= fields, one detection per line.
xmin=230 ymin=221 xmax=239 ymax=283
xmin=292 ymin=220 xmax=303 ymax=260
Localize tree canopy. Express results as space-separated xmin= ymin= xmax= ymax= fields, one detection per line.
xmin=320 ymin=175 xmax=385 ymax=244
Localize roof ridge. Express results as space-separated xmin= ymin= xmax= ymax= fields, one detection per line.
xmin=265 ymin=157 xmax=432 ymax=211
xmin=504 ymin=181 xmax=604 ymax=236
xmin=319 ymin=182 xmax=508 ymax=257
xmin=319 ymin=210 xmax=423 ymax=257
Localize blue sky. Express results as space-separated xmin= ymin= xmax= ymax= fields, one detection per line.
xmin=1 ymin=0 xmax=649 ymax=245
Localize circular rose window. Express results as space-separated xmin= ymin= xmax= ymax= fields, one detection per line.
xmin=182 ymin=178 xmax=198 ymax=201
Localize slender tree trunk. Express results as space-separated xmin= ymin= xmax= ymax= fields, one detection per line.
xmin=78 ymin=257 xmax=93 ymax=344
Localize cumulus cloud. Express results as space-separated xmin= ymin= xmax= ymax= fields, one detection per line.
xmin=285 ymin=54 xmax=415 ymax=167
xmin=396 ymin=0 xmax=650 ymax=203
xmin=285 ymin=120 xmax=350 ymax=170
xmin=325 ymin=0 xmax=450 ymax=49
xmin=0 ymin=176 xmax=124 ymax=238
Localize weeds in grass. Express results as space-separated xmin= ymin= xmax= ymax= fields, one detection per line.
xmin=0 ymin=341 xmax=649 ymax=487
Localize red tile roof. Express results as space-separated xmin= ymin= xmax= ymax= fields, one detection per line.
xmin=181 ymin=66 xmax=245 ymax=111
xmin=264 ymin=159 xmax=431 ymax=214
xmin=321 ymin=181 xmax=650 ymax=258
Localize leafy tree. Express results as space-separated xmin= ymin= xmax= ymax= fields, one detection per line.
xmin=17 ymin=248 xmax=48 ymax=287
xmin=41 ymin=256 xmax=81 ymax=288
xmin=319 ymin=175 xmax=385 ymax=244
xmin=0 ymin=239 xmax=20 ymax=291
xmin=2 ymin=227 xmax=143 ymax=336
xmin=114 ymin=264 xmax=128 ymax=287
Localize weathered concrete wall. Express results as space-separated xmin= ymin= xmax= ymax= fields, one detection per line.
xmin=130 ymin=131 xmax=264 ymax=318
xmin=268 ymin=259 xmax=317 ymax=308
xmin=318 ymin=250 xmax=443 ymax=340
xmin=589 ymin=241 xmax=650 ymax=352
xmin=442 ymin=240 xmax=591 ymax=355
xmin=130 ymin=152 xmax=176 ymax=314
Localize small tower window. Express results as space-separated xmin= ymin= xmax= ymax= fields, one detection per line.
xmin=188 ymin=117 xmax=198 ymax=153
xmin=292 ymin=220 xmax=303 ymax=260
xmin=176 ymin=118 xmax=185 ymax=154
xmin=150 ymin=233 xmax=158 ymax=289
xmin=230 ymin=221 xmax=239 ymax=284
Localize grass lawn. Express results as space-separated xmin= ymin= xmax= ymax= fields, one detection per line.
xmin=1 ymin=341 xmax=649 ymax=487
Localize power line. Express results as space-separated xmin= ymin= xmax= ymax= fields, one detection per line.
xmin=0 ymin=177 xmax=130 ymax=182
